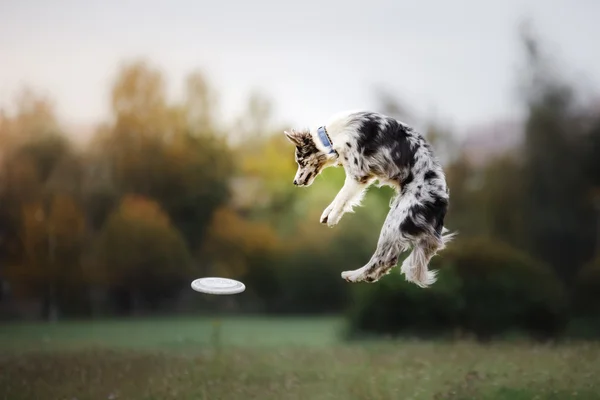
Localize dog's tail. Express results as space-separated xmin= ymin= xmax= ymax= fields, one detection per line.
xmin=441 ymin=227 xmax=458 ymax=246
xmin=400 ymin=228 xmax=457 ymax=288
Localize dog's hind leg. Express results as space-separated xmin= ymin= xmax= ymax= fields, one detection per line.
xmin=400 ymin=230 xmax=455 ymax=287
xmin=400 ymin=237 xmax=441 ymax=288
xmin=399 ymin=196 xmax=455 ymax=287
xmin=341 ymin=241 xmax=405 ymax=283
xmin=341 ymin=189 xmax=455 ymax=285
xmin=341 ymin=196 xmax=411 ymax=283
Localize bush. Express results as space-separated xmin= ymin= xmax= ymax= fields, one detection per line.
xmin=345 ymin=263 xmax=463 ymax=339
xmin=569 ymin=257 xmax=600 ymax=338
xmin=241 ymin=232 xmax=373 ymax=315
xmin=270 ymin=250 xmax=350 ymax=314
xmin=572 ymin=257 xmax=600 ymax=314
xmin=344 ymin=237 xmax=568 ymax=341
xmin=443 ymin=238 xmax=568 ymax=340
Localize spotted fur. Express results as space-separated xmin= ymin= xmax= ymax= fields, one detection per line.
xmin=284 ymin=110 xmax=456 ymax=287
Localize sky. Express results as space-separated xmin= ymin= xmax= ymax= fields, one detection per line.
xmin=1 ymin=0 xmax=599 ymax=136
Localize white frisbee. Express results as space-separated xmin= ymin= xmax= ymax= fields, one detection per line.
xmin=191 ymin=277 xmax=246 ymax=295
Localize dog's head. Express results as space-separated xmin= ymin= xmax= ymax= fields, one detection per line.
xmin=284 ymin=128 xmax=331 ymax=187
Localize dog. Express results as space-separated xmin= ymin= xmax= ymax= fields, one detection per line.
xmin=284 ymin=110 xmax=455 ymax=287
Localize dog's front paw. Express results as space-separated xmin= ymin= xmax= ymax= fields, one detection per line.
xmin=320 ymin=205 xmax=333 ymax=224
xmin=327 ymin=208 xmax=343 ymax=227
xmin=320 ymin=204 xmax=343 ymax=227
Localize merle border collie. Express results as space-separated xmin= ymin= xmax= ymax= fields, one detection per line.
xmin=284 ymin=110 xmax=455 ymax=287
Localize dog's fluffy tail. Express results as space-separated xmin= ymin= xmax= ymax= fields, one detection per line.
xmin=401 ymin=228 xmax=457 ymax=288
xmin=440 ymin=227 xmax=458 ymax=247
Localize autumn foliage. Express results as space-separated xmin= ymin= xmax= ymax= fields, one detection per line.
xmin=1 ymin=31 xmax=600 ymax=342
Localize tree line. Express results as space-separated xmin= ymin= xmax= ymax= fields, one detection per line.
xmin=1 ymin=28 xmax=600 ymax=340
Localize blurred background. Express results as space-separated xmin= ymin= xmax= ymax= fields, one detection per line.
xmin=1 ymin=0 xmax=600 ymax=399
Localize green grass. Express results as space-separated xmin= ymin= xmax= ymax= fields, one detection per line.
xmin=1 ymin=317 xmax=599 ymax=400
xmin=0 ymin=316 xmax=343 ymax=351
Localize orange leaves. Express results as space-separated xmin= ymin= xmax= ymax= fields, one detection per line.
xmin=201 ymin=206 xmax=280 ymax=277
xmin=239 ymin=134 xmax=296 ymax=182
xmin=4 ymin=88 xmax=59 ymax=145
xmin=111 ymin=60 xmax=169 ymax=137
xmin=116 ymin=194 xmax=171 ymax=229
xmin=5 ymin=193 xmax=86 ymax=295
xmin=48 ymin=194 xmax=86 ymax=243
xmin=94 ymin=195 xmax=192 ymax=285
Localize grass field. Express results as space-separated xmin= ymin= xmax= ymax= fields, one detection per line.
xmin=0 ymin=316 xmax=343 ymax=351
xmin=1 ymin=316 xmax=599 ymax=400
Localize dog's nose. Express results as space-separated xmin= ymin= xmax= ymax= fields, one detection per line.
xmin=293 ymin=179 xmax=298 ymax=185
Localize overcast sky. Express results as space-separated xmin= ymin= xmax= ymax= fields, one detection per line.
xmin=1 ymin=0 xmax=599 ymax=134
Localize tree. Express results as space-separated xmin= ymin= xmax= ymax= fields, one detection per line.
xmin=231 ymin=90 xmax=274 ymax=144
xmin=518 ymin=25 xmax=595 ymax=281
xmin=185 ymin=71 xmax=218 ymax=135
xmin=442 ymin=154 xmax=487 ymax=238
xmin=479 ymin=154 xmax=527 ymax=248
xmin=584 ymin=117 xmax=600 ymax=258
xmin=4 ymin=194 xmax=86 ymax=320
xmin=110 ymin=60 xmax=170 ymax=137
xmin=0 ymin=91 xmax=88 ymax=320
xmin=200 ymin=206 xmax=279 ymax=278
xmin=91 ymin=61 xmax=234 ymax=248
xmin=93 ymin=195 xmax=192 ymax=314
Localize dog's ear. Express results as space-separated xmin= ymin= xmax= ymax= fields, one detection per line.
xmin=284 ymin=129 xmax=303 ymax=146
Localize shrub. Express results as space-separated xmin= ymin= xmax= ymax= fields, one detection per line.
xmin=345 ymin=263 xmax=463 ymax=339
xmin=272 ymin=250 xmax=350 ymax=314
xmin=442 ymin=238 xmax=568 ymax=340
xmin=572 ymin=257 xmax=600 ymax=315
xmin=569 ymin=257 xmax=600 ymax=338
xmin=344 ymin=237 xmax=568 ymax=341
xmin=242 ymin=231 xmax=372 ymax=315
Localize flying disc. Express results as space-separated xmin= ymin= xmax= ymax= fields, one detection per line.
xmin=191 ymin=277 xmax=246 ymax=295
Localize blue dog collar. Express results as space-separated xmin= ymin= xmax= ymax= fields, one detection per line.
xmin=317 ymin=126 xmax=336 ymax=155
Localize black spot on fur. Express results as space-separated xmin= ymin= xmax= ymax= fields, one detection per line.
xmin=391 ymin=139 xmax=416 ymax=169
xmin=354 ymin=158 xmax=358 ymax=166
xmin=354 ymin=113 xmax=381 ymax=158
xmin=400 ymin=195 xmax=448 ymax=237
xmin=399 ymin=214 xmax=426 ymax=237
xmin=425 ymin=196 xmax=448 ymax=235
xmin=352 ymin=112 xmax=416 ymax=169
xmin=424 ymin=170 xmax=437 ymax=182
xmin=401 ymin=171 xmax=414 ymax=189
xmin=346 ymin=142 xmax=352 ymax=148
